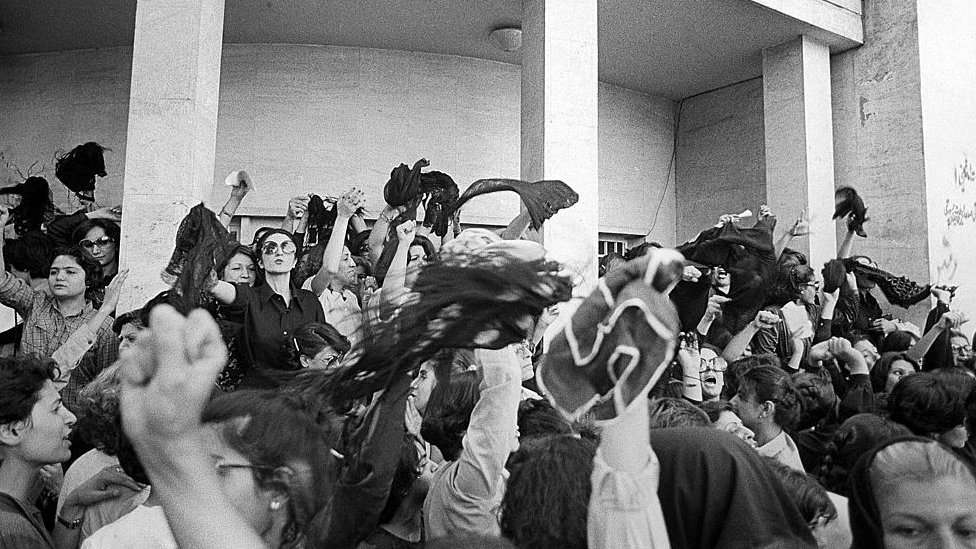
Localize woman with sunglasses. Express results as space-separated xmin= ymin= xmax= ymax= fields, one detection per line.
xmin=208 ymin=228 xmax=326 ymax=388
xmin=290 ymin=322 xmax=350 ymax=370
xmin=71 ymin=219 xmax=121 ymax=308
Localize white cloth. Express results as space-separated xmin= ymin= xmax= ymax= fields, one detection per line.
xmin=423 ymin=347 xmax=521 ymax=539
xmin=58 ymin=449 xmax=149 ymax=541
xmin=588 ymin=445 xmax=672 ymax=549
xmin=757 ymin=429 xmax=805 ymax=472
xmin=302 ymin=279 xmax=362 ymax=344
xmin=82 ymin=504 xmax=176 ymax=549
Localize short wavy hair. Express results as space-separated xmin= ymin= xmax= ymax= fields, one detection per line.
xmin=888 ymin=371 xmax=968 ymax=436
xmin=0 ymin=357 xmax=57 ymax=427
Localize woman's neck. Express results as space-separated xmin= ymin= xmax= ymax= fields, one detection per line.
xmin=102 ymin=261 xmax=118 ymax=279
xmin=755 ymin=422 xmax=783 ymax=447
xmin=56 ymin=293 xmax=87 ymax=316
xmin=327 ymin=278 xmax=347 ymax=293
xmin=265 ymin=272 xmax=292 ymax=300
xmin=0 ymin=455 xmax=38 ymax=501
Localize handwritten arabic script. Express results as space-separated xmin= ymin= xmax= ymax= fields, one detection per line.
xmin=956 ymin=156 xmax=976 ymax=192
xmin=945 ymin=199 xmax=976 ymax=227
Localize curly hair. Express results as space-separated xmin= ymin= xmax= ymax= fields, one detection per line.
xmin=723 ymin=353 xmax=781 ymax=400
xmin=888 ymin=371 xmax=968 ymax=437
xmin=289 ymin=322 xmax=351 ymax=369
xmin=762 ymin=456 xmax=836 ymax=525
xmin=72 ymin=365 xmax=124 ymax=453
xmin=420 ymin=370 xmax=481 ymax=461
xmin=5 ymin=230 xmax=55 ymax=279
xmin=500 ymin=435 xmax=596 ymax=549
xmin=517 ymin=398 xmax=573 ymax=439
xmin=792 ymin=370 xmax=837 ymax=431
xmin=738 ymin=364 xmax=802 ymax=430
xmin=0 ymin=357 xmax=56 ymax=426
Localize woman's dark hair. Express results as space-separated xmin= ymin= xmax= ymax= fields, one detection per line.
xmin=72 ymin=365 xmax=124 ymax=454
xmin=71 ymin=218 xmax=121 ymax=249
xmin=500 ymin=435 xmax=596 ymax=549
xmin=738 ymin=364 xmax=802 ymax=430
xmin=5 ymin=230 xmax=55 ymax=279
xmin=50 ymin=246 xmax=103 ymax=290
xmin=410 ymin=234 xmax=436 ymax=263
xmin=792 ymin=370 xmax=837 ymax=431
xmin=762 ymin=456 xmax=836 ymax=525
xmin=0 ymin=357 xmax=56 ymax=426
xmin=0 ymin=177 xmax=55 ymax=235
xmin=879 ymin=330 xmax=916 ymax=354
xmin=888 ymin=371 xmax=968 ymax=437
xmin=767 ymin=251 xmax=812 ymax=305
xmin=723 ymin=353 xmax=781 ymax=400
xmin=202 ymin=390 xmax=340 ymax=535
xmin=869 ymin=352 xmax=919 ymax=393
xmin=648 ymin=397 xmax=711 ymax=428
xmin=290 ymin=322 xmax=351 ymax=366
xmin=817 ymin=413 xmax=912 ymax=497
xmin=138 ymin=290 xmax=191 ymax=327
xmin=217 ymin=244 xmax=260 ymax=281
xmin=420 ymin=370 xmax=481 ymax=461
xmin=700 ymin=399 xmax=735 ymax=423
xmin=517 ymin=398 xmax=573 ymax=440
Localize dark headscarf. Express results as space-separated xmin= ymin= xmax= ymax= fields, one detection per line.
xmin=652 ymin=428 xmax=817 ymax=549
xmin=847 ymin=436 xmax=976 ymax=549
xmin=55 ymin=142 xmax=108 ymax=201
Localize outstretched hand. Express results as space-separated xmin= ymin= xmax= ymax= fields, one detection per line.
xmin=60 ymin=465 xmax=142 ymax=519
xmin=119 ymin=306 xmax=227 ymax=456
xmin=100 ymin=270 xmax=129 ymax=314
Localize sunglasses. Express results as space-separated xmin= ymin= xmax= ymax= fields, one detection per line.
xmin=700 ymin=357 xmax=728 ymax=373
xmin=79 ymin=236 xmax=116 ymax=250
xmin=261 ymin=240 xmax=297 ymax=256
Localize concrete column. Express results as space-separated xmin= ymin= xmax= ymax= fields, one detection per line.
xmin=763 ymin=35 xmax=836 ymax=265
xmin=118 ymin=0 xmax=225 ymax=311
xmin=521 ymin=0 xmax=599 ymax=294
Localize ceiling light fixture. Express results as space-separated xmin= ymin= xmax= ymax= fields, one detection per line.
xmin=489 ymin=26 xmax=522 ymax=52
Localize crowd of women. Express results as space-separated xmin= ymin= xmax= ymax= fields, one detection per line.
xmin=0 ymin=144 xmax=975 ymax=549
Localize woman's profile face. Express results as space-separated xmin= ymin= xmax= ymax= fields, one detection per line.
xmin=876 ymin=474 xmax=976 ymax=549
xmin=222 ymin=253 xmax=256 ymax=287
xmin=885 ymin=360 xmax=917 ymax=393
xmin=203 ymin=424 xmax=279 ymax=538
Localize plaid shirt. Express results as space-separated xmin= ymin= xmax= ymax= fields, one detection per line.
xmin=0 ymin=271 xmax=118 ymax=410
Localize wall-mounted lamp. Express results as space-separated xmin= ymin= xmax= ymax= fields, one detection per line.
xmin=489 ymin=26 xmax=522 ymax=52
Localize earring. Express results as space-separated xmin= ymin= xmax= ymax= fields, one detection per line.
xmin=270 ymin=500 xmax=282 ymax=511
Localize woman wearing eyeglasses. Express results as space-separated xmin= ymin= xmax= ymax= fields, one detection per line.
xmin=208 ymin=228 xmax=326 ymax=388
xmin=290 ymin=322 xmax=350 ymax=370
xmin=71 ymin=219 xmax=120 ymax=308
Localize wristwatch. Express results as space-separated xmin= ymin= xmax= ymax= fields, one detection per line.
xmin=57 ymin=514 xmax=84 ymax=529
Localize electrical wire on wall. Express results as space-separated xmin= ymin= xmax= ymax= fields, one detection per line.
xmin=645 ymin=98 xmax=684 ymax=240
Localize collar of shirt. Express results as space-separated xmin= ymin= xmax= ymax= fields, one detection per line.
xmin=255 ymin=282 xmax=306 ymax=312
xmin=46 ymin=295 xmax=95 ymax=318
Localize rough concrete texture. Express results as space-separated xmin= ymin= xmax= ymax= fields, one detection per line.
xmin=0 ymin=45 xmax=674 ymax=238
xmin=916 ymin=0 xmax=976 ymax=330
xmin=675 ymin=78 xmax=767 ymax=243
xmin=830 ymin=0 xmax=931 ymax=326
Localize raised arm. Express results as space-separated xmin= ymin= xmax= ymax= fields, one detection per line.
xmin=722 ymin=310 xmax=779 ymax=362
xmin=837 ymin=228 xmax=856 ymax=259
xmin=381 ymin=220 xmax=415 ymax=303
xmin=280 ymin=195 xmax=309 ymax=232
xmin=217 ymin=177 xmax=250 ymax=229
xmin=119 ymin=307 xmax=267 ymax=549
xmin=500 ymin=209 xmax=532 ymax=241
xmin=368 ymin=204 xmax=403 ymax=268
xmin=309 ymin=189 xmax=363 ymax=296
xmin=907 ymin=311 xmax=966 ymax=363
xmin=52 ymin=271 xmax=128 ymax=388
xmin=774 ymin=209 xmax=809 ymax=258
xmin=0 ymin=207 xmax=39 ymax=316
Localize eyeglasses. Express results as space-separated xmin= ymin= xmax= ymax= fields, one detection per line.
xmin=800 ymin=280 xmax=821 ymax=289
xmin=261 ymin=240 xmax=297 ymax=256
xmin=952 ymin=345 xmax=972 ymax=354
xmin=700 ymin=357 xmax=728 ymax=373
xmin=79 ymin=236 xmax=115 ymax=250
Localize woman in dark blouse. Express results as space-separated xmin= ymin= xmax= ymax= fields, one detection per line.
xmin=209 ymin=228 xmax=326 ymax=388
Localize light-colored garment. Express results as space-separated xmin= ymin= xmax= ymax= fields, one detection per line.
xmin=423 ymin=347 xmax=521 ymax=540
xmin=302 ymin=280 xmax=362 ymax=344
xmin=58 ymin=449 xmax=149 ymax=542
xmin=757 ymin=429 xmax=806 ymax=472
xmin=82 ymin=504 xmax=176 ymax=549
xmin=588 ymin=445 xmax=671 ymax=549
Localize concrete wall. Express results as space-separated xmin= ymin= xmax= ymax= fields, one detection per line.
xmin=674 ymin=78 xmax=766 ymax=243
xmin=0 ymin=44 xmax=674 ymax=239
xmin=916 ymin=0 xmax=976 ymax=330
xmin=830 ymin=0 xmax=931 ymax=324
